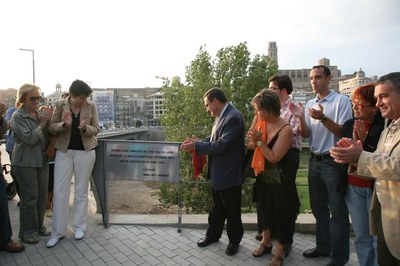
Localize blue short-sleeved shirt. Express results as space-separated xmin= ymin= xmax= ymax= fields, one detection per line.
xmin=305 ymin=90 xmax=353 ymax=154
xmin=5 ymin=106 xmax=17 ymax=153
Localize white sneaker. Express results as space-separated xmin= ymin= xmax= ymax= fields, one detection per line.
xmin=47 ymin=236 xmax=63 ymax=248
xmin=74 ymin=230 xmax=85 ymax=240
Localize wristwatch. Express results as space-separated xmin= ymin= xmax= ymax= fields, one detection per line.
xmin=319 ymin=115 xmax=327 ymax=122
xmin=256 ymin=141 xmax=263 ymax=147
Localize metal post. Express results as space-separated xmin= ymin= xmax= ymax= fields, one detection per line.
xmin=19 ymin=48 xmax=35 ymax=85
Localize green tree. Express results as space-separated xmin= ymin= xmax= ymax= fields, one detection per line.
xmin=159 ymin=43 xmax=277 ymax=213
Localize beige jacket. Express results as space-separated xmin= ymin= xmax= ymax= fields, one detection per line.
xmin=49 ymin=98 xmax=100 ymax=152
xmin=350 ymin=119 xmax=400 ymax=259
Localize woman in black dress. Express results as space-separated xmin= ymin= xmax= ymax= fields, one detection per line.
xmin=247 ymin=89 xmax=299 ymax=266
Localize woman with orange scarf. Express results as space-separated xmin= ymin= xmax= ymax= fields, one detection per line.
xmin=246 ymin=90 xmax=297 ymax=266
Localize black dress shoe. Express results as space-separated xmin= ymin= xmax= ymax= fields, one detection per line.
xmin=255 ymin=233 xmax=263 ymax=241
xmin=303 ymin=247 xmax=329 ymax=258
xmin=225 ymin=242 xmax=239 ymax=256
xmin=326 ymin=262 xmax=336 ymax=266
xmin=197 ymin=237 xmax=218 ymax=247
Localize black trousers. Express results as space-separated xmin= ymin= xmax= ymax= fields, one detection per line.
xmin=0 ymin=173 xmax=12 ymax=245
xmin=280 ymin=148 xmax=300 ymax=245
xmin=206 ymin=185 xmax=243 ymax=245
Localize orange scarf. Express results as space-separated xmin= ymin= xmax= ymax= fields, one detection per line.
xmin=251 ymin=118 xmax=267 ymax=176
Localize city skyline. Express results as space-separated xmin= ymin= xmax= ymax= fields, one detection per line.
xmin=1 ymin=0 xmax=399 ymax=96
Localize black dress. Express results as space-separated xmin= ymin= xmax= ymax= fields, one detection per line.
xmin=255 ymin=124 xmax=300 ymax=244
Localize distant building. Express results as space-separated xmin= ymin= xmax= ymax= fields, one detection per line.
xmin=277 ymin=57 xmax=341 ymax=92
xmin=145 ymin=91 xmax=164 ymax=126
xmin=46 ymin=83 xmax=68 ymax=106
xmin=338 ymin=68 xmax=377 ymax=98
xmin=92 ymin=87 xmax=162 ymax=128
xmin=267 ymin=42 xmax=343 ymax=105
xmin=268 ymin=42 xmax=278 ymax=68
xmin=92 ymin=90 xmax=115 ymax=128
xmin=0 ymin=88 xmax=18 ymax=107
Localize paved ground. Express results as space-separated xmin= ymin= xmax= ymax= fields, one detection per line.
xmin=0 ymin=147 xmax=359 ymax=265
xmin=1 ymin=193 xmax=359 ymax=266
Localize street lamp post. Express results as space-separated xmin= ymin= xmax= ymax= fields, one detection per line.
xmin=20 ymin=48 xmax=35 ymax=84
xmin=155 ymin=75 xmax=168 ymax=86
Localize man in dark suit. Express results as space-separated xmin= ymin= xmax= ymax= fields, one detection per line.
xmin=0 ymin=102 xmax=25 ymax=253
xmin=181 ymin=88 xmax=245 ymax=256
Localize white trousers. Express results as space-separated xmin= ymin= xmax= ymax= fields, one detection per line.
xmin=51 ymin=149 xmax=96 ymax=238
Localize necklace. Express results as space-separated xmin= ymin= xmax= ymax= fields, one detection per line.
xmin=70 ymin=106 xmax=80 ymax=118
xmin=69 ymin=105 xmax=81 ymax=118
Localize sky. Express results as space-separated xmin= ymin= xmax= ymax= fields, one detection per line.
xmin=1 ymin=0 xmax=399 ymax=96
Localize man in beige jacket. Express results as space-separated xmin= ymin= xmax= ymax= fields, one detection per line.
xmin=330 ymin=72 xmax=400 ymax=265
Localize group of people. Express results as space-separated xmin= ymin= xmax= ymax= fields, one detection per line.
xmin=0 ymin=80 xmax=100 ymax=252
xmin=181 ymin=68 xmax=400 ymax=266
xmin=1 ymin=69 xmax=399 ymax=265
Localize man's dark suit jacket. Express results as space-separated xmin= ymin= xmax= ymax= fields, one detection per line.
xmin=195 ymin=103 xmax=245 ymax=190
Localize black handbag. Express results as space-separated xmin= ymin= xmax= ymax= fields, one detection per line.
xmin=243 ymin=149 xmax=256 ymax=178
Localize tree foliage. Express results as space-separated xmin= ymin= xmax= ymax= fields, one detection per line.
xmin=159 ymin=42 xmax=277 ymax=213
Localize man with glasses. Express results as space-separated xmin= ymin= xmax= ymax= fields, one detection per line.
xmin=330 ymin=72 xmax=400 ymax=265
xmin=268 ymin=74 xmax=301 ymax=257
xmin=289 ymin=65 xmax=353 ymax=266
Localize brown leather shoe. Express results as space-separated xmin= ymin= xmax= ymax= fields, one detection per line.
xmin=1 ymin=241 xmax=25 ymax=253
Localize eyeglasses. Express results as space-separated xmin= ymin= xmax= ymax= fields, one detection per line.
xmin=352 ymin=103 xmax=372 ymax=108
xmin=29 ymin=96 xmax=41 ymax=102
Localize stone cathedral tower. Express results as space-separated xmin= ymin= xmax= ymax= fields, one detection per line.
xmin=268 ymin=41 xmax=278 ymax=68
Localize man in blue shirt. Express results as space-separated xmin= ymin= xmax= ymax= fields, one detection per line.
xmin=5 ymin=106 xmax=19 ymax=200
xmin=290 ymin=65 xmax=353 ymax=266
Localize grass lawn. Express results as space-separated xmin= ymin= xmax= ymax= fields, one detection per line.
xmin=296 ymin=169 xmax=311 ymax=213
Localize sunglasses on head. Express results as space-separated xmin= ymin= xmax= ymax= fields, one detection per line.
xmin=29 ymin=96 xmax=41 ymax=102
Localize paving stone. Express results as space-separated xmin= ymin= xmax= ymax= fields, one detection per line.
xmin=111 ymin=251 xmax=130 ymax=263
xmin=89 ymin=259 xmax=107 ymax=266
xmin=42 ymin=255 xmax=61 ymax=266
xmin=126 ymin=253 xmax=146 ymax=264
xmin=159 ymin=247 xmax=176 ymax=258
xmin=186 ymin=256 xmax=208 ymax=266
xmin=96 ymin=250 xmax=114 ymax=263
xmin=81 ymin=249 xmax=99 ymax=262
xmin=4 ymin=175 xmax=361 ymax=266
xmin=141 ymin=254 xmax=162 ymax=265
xmin=171 ymin=255 xmax=191 ymax=266
xmin=57 ymin=256 xmax=76 ymax=265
